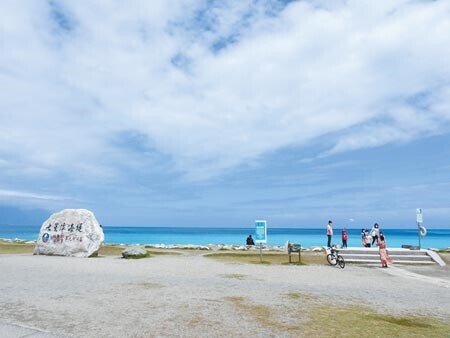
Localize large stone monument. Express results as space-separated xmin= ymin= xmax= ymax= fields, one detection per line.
xmin=34 ymin=209 xmax=104 ymax=257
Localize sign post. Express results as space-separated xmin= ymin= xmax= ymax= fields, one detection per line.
xmin=416 ymin=208 xmax=424 ymax=249
xmin=255 ymin=220 xmax=267 ymax=263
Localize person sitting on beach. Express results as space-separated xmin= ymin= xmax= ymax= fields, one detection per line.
xmin=377 ymin=234 xmax=392 ymax=268
xmin=246 ymin=235 xmax=255 ymax=246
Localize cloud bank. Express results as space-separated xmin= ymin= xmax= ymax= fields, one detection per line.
xmin=1 ymin=0 xmax=450 ymax=185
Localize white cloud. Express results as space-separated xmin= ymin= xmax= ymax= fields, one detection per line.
xmin=0 ymin=189 xmax=68 ymax=201
xmin=1 ymin=0 xmax=450 ymax=183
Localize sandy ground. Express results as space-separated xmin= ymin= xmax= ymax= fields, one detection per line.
xmin=0 ymin=252 xmax=449 ymax=338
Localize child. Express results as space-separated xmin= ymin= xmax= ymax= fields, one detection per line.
xmin=341 ymin=228 xmax=348 ymax=248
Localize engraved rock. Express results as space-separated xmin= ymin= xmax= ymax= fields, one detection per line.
xmin=34 ymin=209 xmax=104 ymax=257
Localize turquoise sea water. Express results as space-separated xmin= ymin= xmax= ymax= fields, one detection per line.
xmin=0 ymin=225 xmax=449 ymax=249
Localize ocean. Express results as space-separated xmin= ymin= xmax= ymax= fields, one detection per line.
xmin=0 ymin=225 xmax=449 ymax=249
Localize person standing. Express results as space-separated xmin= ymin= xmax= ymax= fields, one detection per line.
xmin=341 ymin=228 xmax=348 ymax=248
xmin=370 ymin=223 xmax=380 ymax=245
xmin=377 ymin=233 xmax=392 ymax=268
xmin=326 ymin=220 xmax=333 ymax=248
xmin=361 ymin=228 xmax=366 ymax=246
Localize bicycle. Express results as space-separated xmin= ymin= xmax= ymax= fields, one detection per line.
xmin=326 ymin=245 xmax=345 ymax=269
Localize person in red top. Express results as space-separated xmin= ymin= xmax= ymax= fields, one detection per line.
xmin=341 ymin=228 xmax=348 ymax=248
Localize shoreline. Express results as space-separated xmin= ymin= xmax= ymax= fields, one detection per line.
xmin=2 ymin=237 xmax=449 ymax=252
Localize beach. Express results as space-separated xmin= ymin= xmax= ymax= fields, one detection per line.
xmin=1 ymin=249 xmax=450 ymax=337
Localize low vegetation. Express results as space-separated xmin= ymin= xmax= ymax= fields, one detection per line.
xmin=438 ymin=252 xmax=450 ymax=264
xmin=0 ymin=242 xmax=179 ymax=257
xmin=205 ymin=251 xmax=326 ymax=265
xmin=302 ymin=305 xmax=450 ymax=337
xmin=225 ymin=293 xmax=450 ymax=337
xmin=0 ymin=242 xmax=325 ymax=265
xmin=0 ymin=242 xmax=34 ymax=254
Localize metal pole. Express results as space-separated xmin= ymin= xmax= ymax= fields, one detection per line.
xmin=418 ymin=222 xmax=421 ymax=250
xmin=259 ymin=243 xmax=262 ymax=263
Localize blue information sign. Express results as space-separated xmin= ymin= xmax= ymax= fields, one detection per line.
xmin=255 ymin=220 xmax=267 ymax=244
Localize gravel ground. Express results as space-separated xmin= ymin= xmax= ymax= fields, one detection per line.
xmin=0 ymin=252 xmax=449 ymax=337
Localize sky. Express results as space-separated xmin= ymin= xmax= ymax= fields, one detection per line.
xmin=1 ymin=0 xmax=450 ymax=228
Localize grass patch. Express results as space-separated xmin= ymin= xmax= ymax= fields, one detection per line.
xmin=286 ymin=292 xmax=450 ymax=337
xmin=226 ymin=293 xmax=450 ymax=337
xmin=0 ymin=242 xmax=180 ymax=257
xmin=438 ymin=252 xmax=450 ymax=264
xmin=98 ymin=245 xmax=124 ymax=256
xmin=226 ymin=296 xmax=272 ymax=319
xmin=225 ymin=296 xmax=301 ymax=332
xmin=205 ymin=251 xmax=325 ymax=265
xmin=366 ymin=313 xmax=432 ymax=328
xmin=302 ymin=305 xmax=450 ymax=338
xmin=0 ymin=242 xmax=35 ymax=254
xmin=146 ymin=249 xmax=182 ymax=256
xmin=286 ymin=292 xmax=319 ymax=302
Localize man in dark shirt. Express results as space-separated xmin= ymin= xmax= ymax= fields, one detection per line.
xmin=246 ymin=235 xmax=255 ymax=245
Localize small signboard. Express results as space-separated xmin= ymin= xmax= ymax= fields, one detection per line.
xmin=255 ymin=220 xmax=267 ymax=244
xmin=416 ymin=208 xmax=423 ymax=223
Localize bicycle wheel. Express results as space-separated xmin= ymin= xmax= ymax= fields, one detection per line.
xmin=327 ymin=253 xmax=337 ymax=265
xmin=337 ymin=255 xmax=345 ymax=269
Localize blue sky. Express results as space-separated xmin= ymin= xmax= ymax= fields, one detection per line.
xmin=1 ymin=0 xmax=450 ymax=228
